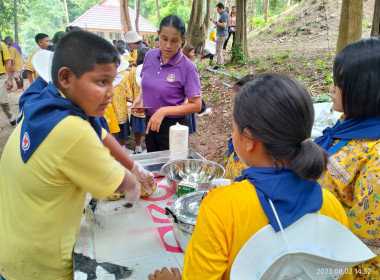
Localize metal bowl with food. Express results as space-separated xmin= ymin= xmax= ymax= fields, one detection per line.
xmin=165 ymin=190 xmax=208 ymax=252
xmin=160 ymin=159 xmax=225 ymax=193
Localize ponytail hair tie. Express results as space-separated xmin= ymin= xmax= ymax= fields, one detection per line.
xmin=301 ymin=138 xmax=312 ymax=145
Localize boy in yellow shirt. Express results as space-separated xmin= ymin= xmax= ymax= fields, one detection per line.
xmin=4 ymin=36 xmax=24 ymax=92
xmin=0 ymin=31 xmax=147 ymax=280
xmin=25 ymin=33 xmax=50 ymax=84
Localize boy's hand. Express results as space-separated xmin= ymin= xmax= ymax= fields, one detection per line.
xmin=148 ymin=267 xmax=181 ymax=280
xmin=117 ymin=169 xmax=141 ymax=202
xmin=131 ymin=162 xmax=155 ymax=195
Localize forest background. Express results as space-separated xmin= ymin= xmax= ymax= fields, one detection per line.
xmin=0 ymin=0 xmax=378 ymax=163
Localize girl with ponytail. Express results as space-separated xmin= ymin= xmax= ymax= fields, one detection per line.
xmin=149 ymin=73 xmax=350 ymax=280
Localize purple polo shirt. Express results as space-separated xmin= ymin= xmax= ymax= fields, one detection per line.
xmin=141 ymin=48 xmax=201 ymax=117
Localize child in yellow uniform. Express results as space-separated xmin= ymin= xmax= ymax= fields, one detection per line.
xmin=25 ymin=33 xmax=50 ymax=84
xmin=129 ymin=48 xmax=149 ymax=153
xmin=0 ymin=31 xmax=143 ymax=280
xmin=112 ymin=57 xmax=132 ymax=149
xmin=224 ymin=75 xmax=255 ymax=180
xmin=149 ymin=74 xmax=355 ymax=280
xmin=316 ymin=37 xmax=380 ymax=279
xmin=104 ymin=103 xmax=120 ymax=135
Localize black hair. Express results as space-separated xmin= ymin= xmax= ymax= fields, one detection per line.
xmin=35 ymin=33 xmax=49 ymax=44
xmin=136 ymin=48 xmax=149 ymax=66
xmin=154 ymin=37 xmax=159 ymax=42
xmin=233 ymin=73 xmax=328 ymax=180
xmin=159 ymin=14 xmax=186 ymax=38
xmin=216 ymin=2 xmax=225 ymax=9
xmin=116 ymin=42 xmax=126 ymax=54
xmin=232 ymin=74 xmax=256 ymax=93
xmin=231 ymin=5 xmax=236 ymax=9
xmin=117 ymin=39 xmax=125 ymax=44
xmin=51 ymin=31 xmax=120 ymax=86
xmin=4 ymin=36 xmax=12 ymax=43
xmin=333 ymin=37 xmax=380 ymax=118
xmin=52 ymin=31 xmax=66 ymax=45
xmin=65 ymin=26 xmax=82 ymax=32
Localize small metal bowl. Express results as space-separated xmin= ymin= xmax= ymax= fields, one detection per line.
xmin=160 ymin=159 xmax=225 ymax=193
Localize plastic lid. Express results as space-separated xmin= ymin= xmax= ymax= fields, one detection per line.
xmin=170 ymin=191 xmax=208 ymax=225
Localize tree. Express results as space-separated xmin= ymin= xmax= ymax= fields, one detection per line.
xmin=249 ymin=0 xmax=255 ymax=32
xmin=120 ymin=0 xmax=132 ymax=34
xmin=264 ymin=0 xmax=269 ymax=22
xmin=202 ymin=0 xmax=212 ymax=36
xmin=336 ymin=0 xmax=363 ymax=53
xmin=371 ymin=0 xmax=380 ymax=36
xmin=135 ymin=0 xmax=141 ymax=33
xmin=155 ymin=0 xmax=160 ymax=27
xmin=187 ymin=0 xmax=204 ymax=53
xmin=13 ymin=0 xmax=19 ymax=43
xmin=230 ymin=0 xmax=248 ymax=64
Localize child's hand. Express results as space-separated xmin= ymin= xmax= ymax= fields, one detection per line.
xmin=148 ymin=267 xmax=182 ymax=280
xmin=131 ymin=98 xmax=144 ymax=114
xmin=117 ymin=169 xmax=141 ymax=202
xmin=131 ymin=162 xmax=155 ymax=195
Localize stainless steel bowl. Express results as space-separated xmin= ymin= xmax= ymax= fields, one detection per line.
xmin=160 ymin=159 xmax=225 ymax=193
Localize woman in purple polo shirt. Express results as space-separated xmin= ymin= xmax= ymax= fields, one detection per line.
xmin=131 ymin=14 xmax=202 ymax=152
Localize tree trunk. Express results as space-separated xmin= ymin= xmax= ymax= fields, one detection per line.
xmin=120 ymin=0 xmax=132 ymax=34
xmin=155 ymin=0 xmax=160 ymax=27
xmin=230 ymin=0 xmax=248 ymax=63
xmin=63 ymin=0 xmax=69 ymax=26
xmin=371 ymin=0 xmax=380 ymax=36
xmin=249 ymin=0 xmax=255 ymax=32
xmin=336 ymin=0 xmax=363 ymax=53
xmin=187 ymin=0 xmax=204 ymax=54
xmin=13 ymin=0 xmax=19 ymax=43
xmin=135 ymin=0 xmax=141 ymax=33
xmin=282 ymin=0 xmax=286 ymax=11
xmin=264 ymin=0 xmax=269 ymax=22
xmin=202 ymin=0 xmax=212 ymax=37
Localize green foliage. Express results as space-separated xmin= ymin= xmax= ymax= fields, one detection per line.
xmin=138 ymin=0 xmax=192 ymax=27
xmin=323 ymin=70 xmax=333 ymax=86
xmin=67 ymin=0 xmax=99 ymax=22
xmin=284 ymin=15 xmax=296 ymax=22
xmin=315 ymin=59 xmax=329 ymax=70
xmin=362 ymin=20 xmax=372 ymax=29
xmin=230 ymin=46 xmax=246 ymax=65
xmin=251 ymin=15 xmax=269 ymax=30
xmin=211 ymin=92 xmax=220 ymax=101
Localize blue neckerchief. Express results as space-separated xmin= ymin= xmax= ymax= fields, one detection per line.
xmin=227 ymin=138 xmax=239 ymax=160
xmin=235 ymin=167 xmax=323 ymax=232
xmin=20 ymin=82 xmax=103 ymax=163
xmin=18 ymin=77 xmax=48 ymax=122
xmin=315 ymin=116 xmax=380 ymax=154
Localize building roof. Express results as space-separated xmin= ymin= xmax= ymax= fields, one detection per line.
xmin=71 ymin=2 xmax=157 ymax=34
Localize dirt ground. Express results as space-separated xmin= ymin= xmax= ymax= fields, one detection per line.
xmin=0 ymin=0 xmax=375 ymax=165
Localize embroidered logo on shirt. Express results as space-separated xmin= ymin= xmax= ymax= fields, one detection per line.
xmin=167 ymin=74 xmax=175 ymax=82
xmin=22 ymin=132 xmax=30 ymax=152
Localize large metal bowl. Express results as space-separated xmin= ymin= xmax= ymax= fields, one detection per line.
xmin=160 ymin=159 xmax=225 ymax=193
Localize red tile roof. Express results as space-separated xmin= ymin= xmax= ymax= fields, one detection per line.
xmin=71 ymin=3 xmax=157 ymax=34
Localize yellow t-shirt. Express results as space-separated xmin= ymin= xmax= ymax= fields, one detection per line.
xmin=104 ymin=103 xmax=120 ymax=134
xmin=8 ymin=46 xmax=24 ymax=71
xmin=26 ymin=49 xmax=38 ymax=80
xmin=319 ymin=117 xmax=380 ymax=279
xmin=0 ymin=116 xmax=125 ymax=280
xmin=183 ymin=180 xmax=349 ymax=280
xmin=0 ymin=42 xmax=11 ymax=74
